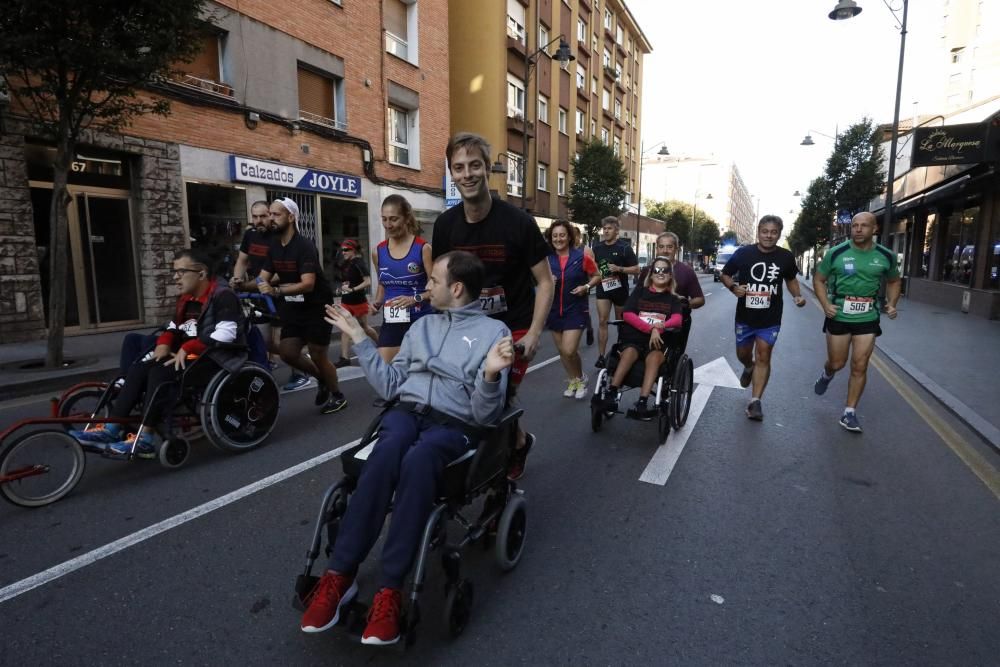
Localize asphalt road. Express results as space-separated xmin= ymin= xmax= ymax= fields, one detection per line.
xmin=2 ymin=273 xmax=998 ymax=666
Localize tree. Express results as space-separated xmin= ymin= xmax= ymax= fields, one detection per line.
xmin=568 ymin=140 xmax=627 ymax=238
xmin=0 ymin=0 xmax=208 ymax=367
xmin=644 ymin=199 xmax=718 ymax=250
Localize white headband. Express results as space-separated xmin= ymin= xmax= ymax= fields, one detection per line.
xmin=274 ymin=197 xmax=299 ymax=221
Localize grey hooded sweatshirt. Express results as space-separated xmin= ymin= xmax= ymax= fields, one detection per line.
xmin=353 ymin=300 xmax=511 ymax=427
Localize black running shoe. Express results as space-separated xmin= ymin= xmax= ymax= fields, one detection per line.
xmin=595 ymin=354 xmax=606 ymax=369
xmin=315 ymin=383 xmax=330 ymax=406
xmin=321 ymin=393 xmax=348 ymax=414
xmin=506 ymin=432 xmax=534 ymax=481
xmin=746 ymin=399 xmax=763 ymax=421
xmin=586 ymin=327 xmax=594 ymax=347
xmin=740 ymin=365 xmax=753 ymax=388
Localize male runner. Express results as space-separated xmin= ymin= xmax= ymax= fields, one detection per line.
xmin=719 ymin=215 xmax=806 ymax=421
xmin=592 ymin=216 xmax=639 ymax=368
xmin=431 ymin=132 xmax=553 ymax=481
xmin=256 ymin=198 xmax=346 ymax=414
xmin=812 ymin=212 xmax=900 ymax=433
xmin=636 ymin=231 xmax=705 ymax=352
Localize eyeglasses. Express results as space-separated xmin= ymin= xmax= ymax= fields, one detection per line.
xmin=172 ymin=268 xmax=201 ymax=277
xmin=651 ymin=266 xmax=672 ymax=275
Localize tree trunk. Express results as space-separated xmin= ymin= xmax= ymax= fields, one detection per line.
xmin=45 ymin=137 xmax=74 ymax=369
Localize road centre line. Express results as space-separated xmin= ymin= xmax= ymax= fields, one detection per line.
xmin=0 ymin=354 xmax=561 ymax=605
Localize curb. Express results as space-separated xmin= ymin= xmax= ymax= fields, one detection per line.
xmin=0 ymin=366 xmax=121 ymax=403
xmin=801 ymin=280 xmax=1000 ymax=453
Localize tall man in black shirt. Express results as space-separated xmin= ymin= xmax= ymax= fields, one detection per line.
xmin=592 ymin=216 xmax=639 ymax=368
xmin=719 ymin=215 xmax=806 ymax=421
xmin=432 ymin=132 xmax=553 ymax=481
xmin=256 ymin=198 xmax=347 ymax=414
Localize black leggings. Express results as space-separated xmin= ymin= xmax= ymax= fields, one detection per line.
xmin=111 ymin=360 xmax=181 ymax=424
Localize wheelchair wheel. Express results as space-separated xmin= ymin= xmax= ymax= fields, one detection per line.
xmin=442 ymin=579 xmax=474 ymax=638
xmin=200 ymin=363 xmax=280 ymax=453
xmin=657 ymin=403 xmax=671 ymax=442
xmin=495 ymin=493 xmax=527 ymax=571
xmin=0 ymin=430 xmax=86 ymax=508
xmin=590 ymin=405 xmax=604 ymax=432
xmin=158 ymin=438 xmax=191 ymax=469
xmin=670 ymin=355 xmax=694 ymax=429
xmin=58 ymin=387 xmax=111 ymax=432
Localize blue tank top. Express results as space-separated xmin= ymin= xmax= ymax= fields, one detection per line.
xmin=376 ymin=237 xmax=430 ymax=318
xmin=547 ymin=247 xmax=589 ymax=316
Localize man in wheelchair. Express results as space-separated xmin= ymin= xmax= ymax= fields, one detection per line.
xmin=310 ymin=250 xmax=514 ymax=645
xmin=70 ymin=248 xmax=245 ymax=458
xmin=602 ymin=256 xmax=683 ymax=420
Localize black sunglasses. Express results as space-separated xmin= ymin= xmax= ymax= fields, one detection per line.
xmin=651 ymin=266 xmax=672 ymax=275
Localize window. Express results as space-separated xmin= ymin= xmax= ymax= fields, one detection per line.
xmin=576 ymin=67 xmax=586 ymax=90
xmin=537 ymin=164 xmax=548 ymax=191
xmin=591 ymin=118 xmax=596 ymax=137
xmin=558 ymin=107 xmax=568 ymax=134
xmin=576 ymin=109 xmax=585 ymax=134
xmin=557 ymin=170 xmax=567 ymax=196
xmin=507 ymin=152 xmax=524 ymax=197
xmin=387 ymin=106 xmax=411 ymax=166
xmin=385 ymin=0 xmax=408 ymax=60
xmin=614 ymin=98 xmax=622 ymax=119
xmin=578 ymin=18 xmax=587 ymax=42
xmin=539 ymin=25 xmax=549 ymax=51
xmin=591 ymin=76 xmax=598 ymax=94
xmin=601 ymin=127 xmax=609 ymax=144
xmin=537 ymin=94 xmax=549 ymax=124
xmin=604 ymin=8 xmax=613 ymax=30
xmin=603 ymin=48 xmax=612 ymax=68
xmin=592 ymin=35 xmax=598 ymax=52
xmin=616 ymin=26 xmax=623 ymax=45
xmin=175 ymin=32 xmax=233 ymax=96
xmin=602 ymin=88 xmax=610 ymax=111
xmin=940 ymin=206 xmax=980 ymax=286
xmin=506 ymin=0 xmax=526 ymax=44
xmin=298 ymin=65 xmax=345 ymax=130
xmin=951 ymin=47 xmax=964 ymax=63
xmin=506 ymin=73 xmax=526 ymax=118
xmin=613 ymin=135 xmax=620 ymax=157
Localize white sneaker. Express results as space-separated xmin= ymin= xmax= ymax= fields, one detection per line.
xmin=563 ymin=378 xmax=578 ymax=398
xmin=574 ymin=374 xmax=589 ymax=399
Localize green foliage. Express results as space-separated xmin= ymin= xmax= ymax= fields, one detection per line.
xmin=568 ymin=140 xmax=627 ymax=238
xmin=644 ymin=199 xmax=719 ymax=251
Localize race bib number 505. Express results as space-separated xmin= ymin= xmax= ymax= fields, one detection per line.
xmin=843 ymin=296 xmax=873 ymax=314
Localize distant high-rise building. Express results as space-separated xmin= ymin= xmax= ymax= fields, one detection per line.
xmin=934 ymin=0 xmax=1000 ymax=111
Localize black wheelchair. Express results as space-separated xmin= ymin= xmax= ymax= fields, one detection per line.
xmin=590 ymin=321 xmax=694 ymax=443
xmin=292 ymin=405 xmax=526 ymax=648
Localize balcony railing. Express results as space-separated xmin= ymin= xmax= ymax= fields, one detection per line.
xmin=298 ymin=110 xmax=347 ymax=132
xmin=171 ymin=74 xmax=234 ymax=98
xmin=385 ymin=32 xmax=408 ymax=60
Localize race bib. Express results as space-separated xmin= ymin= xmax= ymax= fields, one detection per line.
xmin=283 ymin=294 xmax=305 ymax=303
xmin=178 ymin=319 xmax=198 ymax=337
xmin=745 ymin=291 xmax=771 ymax=309
xmin=479 ymin=286 xmax=508 ymax=315
xmin=638 ymin=311 xmax=665 ymax=327
xmin=601 ymin=277 xmax=622 ymax=291
xmin=384 ymin=304 xmax=411 ymax=324
xmin=843 ymin=296 xmax=873 ymax=314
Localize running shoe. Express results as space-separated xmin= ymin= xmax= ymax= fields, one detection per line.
xmin=361 ymin=587 xmax=402 ymax=646
xmin=69 ymin=423 xmax=122 ymax=444
xmin=594 ymin=354 xmax=606 ymax=369
xmin=315 ymin=382 xmax=330 ymax=406
xmin=629 ymin=397 xmax=654 ymax=421
xmin=282 ymin=374 xmax=311 ymax=392
xmin=107 ymin=431 xmax=157 ymax=459
xmin=814 ymin=371 xmax=833 ymax=396
xmin=602 ymin=387 xmax=620 ymax=413
xmin=746 ymin=399 xmax=763 ymax=421
xmin=334 ymin=358 xmax=352 ymax=369
xmin=574 ymin=374 xmax=590 ymax=400
xmin=563 ymin=378 xmax=579 ymax=398
xmin=506 ymin=432 xmax=535 ymax=481
xmin=740 ymin=364 xmax=753 ymax=388
xmin=300 ymin=571 xmax=358 ymax=633
xmin=839 ymin=411 xmax=863 ymax=433
xmin=586 ymin=327 xmax=594 ymax=346
xmin=321 ymin=392 xmax=348 ymax=414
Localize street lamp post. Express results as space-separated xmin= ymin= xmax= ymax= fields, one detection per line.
xmin=634 ymin=140 xmax=670 ymax=253
xmin=690 ymin=191 xmax=712 ymax=263
xmin=829 ymin=0 xmax=909 ymax=239
xmin=799 ymin=126 xmax=840 ymax=243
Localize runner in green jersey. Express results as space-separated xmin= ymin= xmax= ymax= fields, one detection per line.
xmin=812 ymin=212 xmax=901 ymax=433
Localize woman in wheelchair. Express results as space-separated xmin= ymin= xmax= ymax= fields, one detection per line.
xmin=603 ymin=256 xmax=683 ymax=419
xmin=70 ymin=248 xmax=245 ymax=458
xmin=307 ymin=250 xmax=514 ymax=646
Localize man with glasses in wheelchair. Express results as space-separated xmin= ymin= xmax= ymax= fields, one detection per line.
xmin=69 ymin=248 xmax=246 ymax=458
xmin=309 ymin=250 xmax=514 ymax=646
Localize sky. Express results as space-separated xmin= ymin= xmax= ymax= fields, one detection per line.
xmin=628 ymin=0 xmax=942 ymax=225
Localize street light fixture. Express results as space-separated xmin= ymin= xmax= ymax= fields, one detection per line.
xmin=491 ymin=153 xmax=509 ymax=174
xmin=633 ymin=140 xmax=670 ymax=253
xmin=690 ymin=191 xmax=712 ymax=263
xmin=829 ymin=0 xmax=909 ymax=239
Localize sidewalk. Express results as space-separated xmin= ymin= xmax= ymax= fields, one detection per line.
xmin=801 ymin=277 xmax=1000 ymax=452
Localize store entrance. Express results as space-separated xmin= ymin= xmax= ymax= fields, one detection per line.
xmin=320 ymin=197 xmax=370 ymax=278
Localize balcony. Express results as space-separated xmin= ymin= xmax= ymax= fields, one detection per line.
xmin=602 ymin=64 xmax=618 ymax=82
xmin=385 ymin=32 xmax=408 ymax=60
xmin=576 ymin=83 xmax=589 ymax=102
xmin=506 ymin=113 xmax=535 ymax=137
xmin=170 ymin=74 xmax=234 ymax=99
xmin=506 ymin=21 xmax=526 ymax=55
xmin=298 ymin=110 xmax=347 ymax=132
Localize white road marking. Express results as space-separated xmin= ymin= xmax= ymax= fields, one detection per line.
xmin=639 ymin=357 xmax=741 ymax=486
xmin=0 ymin=354 xmax=561 ymax=605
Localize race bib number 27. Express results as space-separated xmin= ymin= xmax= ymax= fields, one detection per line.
xmin=479 ymin=286 xmax=508 ymax=315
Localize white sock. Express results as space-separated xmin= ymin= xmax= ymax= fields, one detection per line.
xmin=822 ymin=369 xmax=835 ymax=380
xmin=843 ymin=407 xmax=856 ymax=415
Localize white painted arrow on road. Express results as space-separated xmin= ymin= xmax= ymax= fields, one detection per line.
xmin=639 ymin=356 xmax=743 ymax=486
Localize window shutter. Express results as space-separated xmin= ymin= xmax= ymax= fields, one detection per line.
xmin=297 ymin=67 xmax=334 ymax=120
xmin=384 ymin=0 xmax=407 ymax=39
xmin=184 ymin=34 xmax=220 ymax=81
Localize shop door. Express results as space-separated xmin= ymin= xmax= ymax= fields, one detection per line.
xmin=74 ymin=193 xmax=141 ymax=324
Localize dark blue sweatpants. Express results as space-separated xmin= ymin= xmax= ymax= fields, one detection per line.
xmin=329 ymin=409 xmax=471 ymax=589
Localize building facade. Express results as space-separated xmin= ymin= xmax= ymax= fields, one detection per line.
xmin=448 ymin=0 xmax=651 ymax=228
xmin=0 ymin=0 xmax=449 ymax=343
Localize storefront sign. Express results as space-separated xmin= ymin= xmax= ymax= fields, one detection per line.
xmin=443 ymin=160 xmax=462 ymax=208
xmin=229 ymin=155 xmax=361 ymax=197
xmin=911 ymin=123 xmax=987 ymax=167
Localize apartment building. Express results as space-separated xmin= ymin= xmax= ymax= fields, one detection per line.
xmin=448 ymin=0 xmax=652 ymax=229
xmin=0 ymin=0 xmax=449 ymax=343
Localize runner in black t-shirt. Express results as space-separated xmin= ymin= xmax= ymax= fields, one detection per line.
xmin=257 ymin=197 xmax=346 ymax=415
xmin=432 ymin=131 xmax=554 ymax=481
xmin=592 ymin=216 xmax=639 ymax=369
xmin=334 ymin=239 xmax=377 ymax=368
xmin=719 ymin=215 xmax=806 ymax=421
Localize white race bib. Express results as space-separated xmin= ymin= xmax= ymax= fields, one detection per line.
xmin=601 ymin=277 xmax=622 ymax=291
xmin=843 ymin=296 xmax=873 ymax=314
xmin=745 ymin=292 xmax=771 ymax=309
xmin=178 ymin=319 xmax=198 ymax=337
xmin=638 ymin=311 xmax=665 ymax=327
xmin=384 ymin=304 xmax=411 ymax=323
xmin=283 ymin=294 xmax=305 ymax=303
xmin=479 ymin=286 xmax=508 ymax=315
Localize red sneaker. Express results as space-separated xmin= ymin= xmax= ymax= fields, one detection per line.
xmin=300 ymin=571 xmax=357 ymax=633
xmin=361 ymin=587 xmax=403 ymax=646
xmin=506 ymin=432 xmax=535 ymax=481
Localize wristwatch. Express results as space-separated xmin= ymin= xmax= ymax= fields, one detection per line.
xmin=413 ymin=293 xmax=423 ymax=304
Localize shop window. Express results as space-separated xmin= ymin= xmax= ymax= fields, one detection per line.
xmin=940 ymin=206 xmax=979 ymax=286
xmin=298 ymin=65 xmax=346 ymax=131
xmin=187 ymin=183 xmax=248 ymax=279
